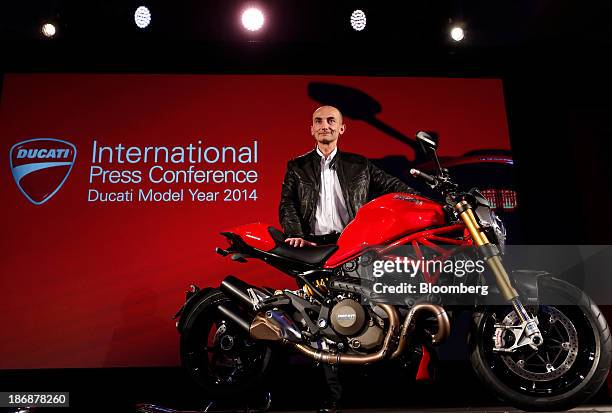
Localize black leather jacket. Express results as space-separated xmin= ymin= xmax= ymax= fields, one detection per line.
xmin=279 ymin=149 xmax=420 ymax=238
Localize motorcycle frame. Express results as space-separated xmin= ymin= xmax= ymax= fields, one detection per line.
xmin=374 ymin=223 xmax=472 ymax=285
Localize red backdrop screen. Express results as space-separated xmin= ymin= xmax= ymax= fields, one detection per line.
xmin=0 ymin=74 xmax=511 ymax=368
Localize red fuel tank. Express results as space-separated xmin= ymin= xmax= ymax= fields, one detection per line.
xmin=324 ymin=193 xmax=446 ymax=268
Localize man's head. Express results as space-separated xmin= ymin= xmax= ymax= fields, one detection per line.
xmin=311 ymin=105 xmax=346 ymax=147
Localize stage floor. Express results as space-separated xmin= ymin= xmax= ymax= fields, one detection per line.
xmin=137 ymin=404 xmax=612 ymax=413
xmin=287 ymin=408 xmax=612 ymax=413
xmin=285 ymin=408 xmax=612 ymax=413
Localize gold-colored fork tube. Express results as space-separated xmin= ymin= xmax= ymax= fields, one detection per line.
xmin=456 ymin=202 xmax=518 ymax=301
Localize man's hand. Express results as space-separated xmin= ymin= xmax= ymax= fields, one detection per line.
xmin=285 ymin=237 xmax=317 ymax=248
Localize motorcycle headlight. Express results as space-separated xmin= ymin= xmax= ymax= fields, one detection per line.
xmin=490 ymin=210 xmax=507 ymax=254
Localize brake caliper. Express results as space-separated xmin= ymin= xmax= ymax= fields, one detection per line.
xmin=493 ymin=314 xmax=541 ymax=353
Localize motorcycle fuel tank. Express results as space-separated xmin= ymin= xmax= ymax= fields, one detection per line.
xmin=324 ymin=193 xmax=445 ymax=268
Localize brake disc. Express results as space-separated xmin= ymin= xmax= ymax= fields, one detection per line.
xmin=497 ymin=306 xmax=579 ymax=381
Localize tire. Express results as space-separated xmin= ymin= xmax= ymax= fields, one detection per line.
xmin=470 ymin=277 xmax=612 ymax=411
xmin=180 ymin=289 xmax=272 ymax=398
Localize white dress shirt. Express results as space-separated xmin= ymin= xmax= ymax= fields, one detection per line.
xmin=312 ymin=147 xmax=350 ymax=235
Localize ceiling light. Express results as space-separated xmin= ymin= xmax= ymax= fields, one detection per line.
xmin=350 ymin=10 xmax=367 ymax=32
xmin=450 ymin=26 xmax=465 ymax=42
xmin=241 ymin=8 xmax=264 ymax=32
xmin=134 ymin=6 xmax=152 ymax=29
xmin=41 ymin=23 xmax=56 ymax=38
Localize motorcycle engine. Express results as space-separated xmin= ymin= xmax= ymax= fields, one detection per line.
xmin=330 ymin=299 xmax=384 ymax=350
xmin=330 ymin=299 xmax=365 ymax=335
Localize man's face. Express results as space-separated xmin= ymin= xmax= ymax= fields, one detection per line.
xmin=311 ymin=106 xmax=345 ymax=145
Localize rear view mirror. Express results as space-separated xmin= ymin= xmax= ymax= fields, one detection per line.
xmin=416 ymin=131 xmax=439 ymax=152
xmin=416 ymin=131 xmax=444 ymax=177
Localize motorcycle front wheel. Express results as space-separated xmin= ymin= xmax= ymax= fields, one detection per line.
xmin=471 ymin=277 xmax=611 ymax=411
xmin=180 ymin=289 xmax=272 ymax=398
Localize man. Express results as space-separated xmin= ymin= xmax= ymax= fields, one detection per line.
xmin=280 ymin=105 xmax=420 ymax=247
xmin=278 ymin=105 xmax=420 ymax=413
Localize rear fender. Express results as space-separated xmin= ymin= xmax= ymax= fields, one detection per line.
xmin=174 ymin=285 xmax=214 ymax=333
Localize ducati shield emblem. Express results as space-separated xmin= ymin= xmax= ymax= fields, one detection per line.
xmin=10 ymin=138 xmax=77 ymax=205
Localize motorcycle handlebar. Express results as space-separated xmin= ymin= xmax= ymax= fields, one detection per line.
xmin=410 ymin=168 xmax=437 ymax=186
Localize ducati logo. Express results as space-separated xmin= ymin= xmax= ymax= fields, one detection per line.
xmin=9 ymin=138 xmax=77 ymax=205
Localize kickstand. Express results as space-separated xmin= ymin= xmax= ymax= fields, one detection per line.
xmin=136 ymin=391 xmax=272 ymax=413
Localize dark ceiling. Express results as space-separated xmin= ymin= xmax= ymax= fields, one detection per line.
xmin=1 ymin=0 xmax=610 ymax=73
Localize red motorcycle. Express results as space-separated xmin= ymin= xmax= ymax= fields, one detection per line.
xmin=175 ymin=132 xmax=611 ymax=411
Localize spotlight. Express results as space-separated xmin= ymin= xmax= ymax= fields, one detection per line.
xmin=350 ymin=10 xmax=367 ymax=31
xmin=134 ymin=6 xmax=151 ymax=29
xmin=450 ymin=26 xmax=465 ymax=42
xmin=41 ymin=23 xmax=56 ymax=38
xmin=241 ymin=7 xmax=264 ymax=32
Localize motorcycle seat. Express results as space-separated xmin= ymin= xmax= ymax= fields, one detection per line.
xmin=268 ymin=227 xmax=338 ymax=265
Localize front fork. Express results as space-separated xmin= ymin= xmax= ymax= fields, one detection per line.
xmin=455 ymin=200 xmax=543 ymax=350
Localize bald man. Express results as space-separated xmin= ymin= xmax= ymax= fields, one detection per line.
xmin=280 ymin=105 xmax=420 ymax=247
xmin=278 ymin=106 xmax=420 ymax=412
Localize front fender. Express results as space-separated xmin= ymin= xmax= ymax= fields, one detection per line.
xmin=511 ymin=269 xmax=550 ymax=306
xmin=477 ymin=269 xmax=550 ymax=306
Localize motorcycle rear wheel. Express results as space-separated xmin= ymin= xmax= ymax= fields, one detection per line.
xmin=180 ymin=289 xmax=272 ymax=398
xmin=471 ymin=277 xmax=611 ymax=411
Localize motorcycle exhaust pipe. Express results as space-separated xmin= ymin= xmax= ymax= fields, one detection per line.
xmin=219 ymin=276 xmax=302 ymax=342
xmin=250 ymin=303 xmax=401 ymax=365
xmin=217 ymin=301 xmax=303 ymax=343
xmin=251 ymin=309 xmax=303 ymax=342
xmin=220 ymin=275 xmax=269 ymax=308
xmin=220 ymin=275 xmax=255 ymax=306
xmin=217 ymin=304 xmax=251 ymax=332
xmin=390 ymin=302 xmax=450 ymax=359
